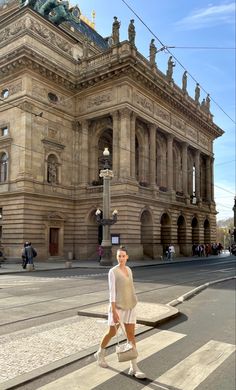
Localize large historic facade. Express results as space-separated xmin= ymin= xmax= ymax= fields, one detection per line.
xmin=0 ymin=0 xmax=223 ymax=261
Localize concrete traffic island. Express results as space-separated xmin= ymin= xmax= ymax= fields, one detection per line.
xmin=77 ymin=301 xmax=179 ymax=327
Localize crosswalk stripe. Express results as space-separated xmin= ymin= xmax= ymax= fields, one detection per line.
xmin=143 ymin=339 xmax=236 ymax=390
xmin=37 ymin=330 xmax=186 ymax=390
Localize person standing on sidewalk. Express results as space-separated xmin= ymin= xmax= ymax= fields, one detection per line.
xmin=169 ymin=244 xmax=175 ymax=261
xmin=22 ymin=242 xmax=37 ymax=269
xmin=94 ymin=246 xmax=146 ymax=379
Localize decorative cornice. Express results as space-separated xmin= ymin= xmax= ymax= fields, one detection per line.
xmin=0 ymin=47 xmax=76 ymax=90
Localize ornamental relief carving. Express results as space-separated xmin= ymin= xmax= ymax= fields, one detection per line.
xmin=135 ymin=93 xmax=153 ymax=114
xmin=154 ymin=105 xmax=170 ymax=124
xmin=8 ymin=80 xmax=23 ymax=95
xmin=87 ymin=92 xmax=112 ymax=108
xmin=186 ymin=126 xmax=197 ymax=140
xmin=171 ymin=116 xmax=186 ymax=134
xmin=199 ymin=133 xmax=209 ymax=149
xmin=0 ymin=16 xmax=72 ymax=55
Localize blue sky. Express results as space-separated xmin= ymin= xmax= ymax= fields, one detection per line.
xmin=73 ymin=0 xmax=235 ymax=221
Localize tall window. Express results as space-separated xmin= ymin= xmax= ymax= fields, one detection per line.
xmin=0 ymin=153 xmax=8 ymax=182
xmin=47 ymin=154 xmax=58 ymax=184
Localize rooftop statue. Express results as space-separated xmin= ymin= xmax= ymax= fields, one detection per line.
xmin=112 ymin=16 xmax=120 ymax=45
xmin=19 ymin=0 xmax=73 ymax=26
xmin=166 ymin=56 xmax=175 ymax=81
xmin=195 ymin=83 xmax=200 ymax=104
xmin=128 ymin=19 xmax=136 ymax=46
xmin=182 ymin=71 xmax=187 ymax=93
xmin=149 ymin=39 xmax=157 ymax=67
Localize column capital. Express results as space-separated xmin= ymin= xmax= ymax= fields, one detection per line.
xmin=111 ymin=110 xmax=119 ymax=121
xmin=181 ymin=141 xmax=189 ymax=150
xmin=119 ymin=107 xmax=132 ymax=118
xmin=167 ymin=133 xmax=174 ymax=141
xmin=148 ymin=123 xmax=156 ymax=132
xmin=78 ymin=119 xmax=89 ymax=131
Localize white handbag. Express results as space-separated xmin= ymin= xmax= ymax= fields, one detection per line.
xmin=115 ymin=323 xmax=138 ymax=362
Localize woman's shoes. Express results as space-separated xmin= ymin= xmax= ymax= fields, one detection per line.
xmin=128 ymin=367 xmax=146 ymax=379
xmin=94 ymin=348 xmax=108 ymax=368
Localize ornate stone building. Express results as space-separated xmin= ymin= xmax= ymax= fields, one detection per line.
xmin=0 ymin=0 xmax=223 ymax=260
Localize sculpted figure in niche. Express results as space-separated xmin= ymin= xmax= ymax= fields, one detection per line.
xmin=195 ymin=83 xmax=200 ymax=104
xmin=112 ymin=16 xmax=120 ymax=45
xmin=182 ymin=71 xmax=187 ymax=93
xmin=48 ymin=158 xmax=57 ymax=184
xmin=149 ymin=39 xmax=157 ymax=67
xmin=128 ymin=19 xmax=136 ymax=46
xmin=166 ymin=56 xmax=175 ymax=81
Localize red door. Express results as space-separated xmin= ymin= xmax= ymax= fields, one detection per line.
xmin=49 ymin=228 xmax=59 ymax=256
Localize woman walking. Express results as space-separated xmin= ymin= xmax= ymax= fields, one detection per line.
xmin=94 ymin=246 xmax=146 ymax=379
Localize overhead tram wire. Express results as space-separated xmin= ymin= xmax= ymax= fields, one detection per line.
xmin=120 ymin=0 xmax=236 ymax=125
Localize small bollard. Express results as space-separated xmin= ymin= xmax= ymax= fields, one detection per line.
xmin=65 ymin=261 xmax=72 ymax=268
xmin=26 ymin=263 xmax=34 ymax=271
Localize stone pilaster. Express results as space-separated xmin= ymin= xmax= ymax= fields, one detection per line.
xmin=182 ymin=142 xmax=188 ymax=196
xmin=112 ymin=110 xmax=120 ymax=180
xmin=206 ymin=156 xmax=212 ymax=202
xmin=80 ymin=120 xmax=89 ymax=185
xmin=130 ymin=112 xmax=136 ymax=179
xmin=119 ymin=108 xmax=131 ymax=178
xmin=195 ymin=150 xmax=201 ymax=201
xmin=167 ymin=134 xmax=173 ymax=191
xmin=149 ymin=124 xmax=156 ymax=186
xmin=211 ymin=157 xmax=215 ymax=202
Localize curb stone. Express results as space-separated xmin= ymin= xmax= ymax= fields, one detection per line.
xmin=168 ymin=276 xmax=236 ymax=307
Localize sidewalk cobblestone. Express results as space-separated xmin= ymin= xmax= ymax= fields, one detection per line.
xmin=1 ymin=316 xmax=146 ymax=384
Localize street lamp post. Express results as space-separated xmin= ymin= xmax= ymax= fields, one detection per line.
xmin=95 ymin=148 xmax=118 ymax=266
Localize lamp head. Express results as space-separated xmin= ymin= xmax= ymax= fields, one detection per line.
xmin=103 ymin=147 xmax=110 ymax=157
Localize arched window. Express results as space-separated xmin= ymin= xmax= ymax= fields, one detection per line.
xmin=47 ymin=154 xmax=58 ymax=184
xmin=0 ymin=153 xmax=8 ymax=182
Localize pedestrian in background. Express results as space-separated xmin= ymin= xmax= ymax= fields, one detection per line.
xmin=22 ymin=242 xmax=37 ymax=269
xmin=94 ymin=246 xmax=146 ymax=379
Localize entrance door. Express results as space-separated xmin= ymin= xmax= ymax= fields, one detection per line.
xmin=49 ymin=228 xmax=59 ymax=256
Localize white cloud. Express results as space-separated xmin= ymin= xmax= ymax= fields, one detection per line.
xmin=175 ymin=2 xmax=235 ymax=30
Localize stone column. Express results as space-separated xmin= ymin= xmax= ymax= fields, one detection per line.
xmin=195 ymin=150 xmax=201 ymax=200
xmin=119 ymin=108 xmax=131 ymax=179
xmin=149 ymin=124 xmax=156 ymax=186
xmin=80 ymin=120 xmax=89 ymax=185
xmin=206 ymin=156 xmax=212 ymax=202
xmin=130 ymin=112 xmax=136 ymax=179
xmin=167 ymin=134 xmax=173 ymax=191
xmin=112 ymin=111 xmax=120 ymax=180
xmin=182 ymin=142 xmax=188 ymax=196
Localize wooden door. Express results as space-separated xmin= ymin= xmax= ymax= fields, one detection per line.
xmin=49 ymin=228 xmax=59 ymax=256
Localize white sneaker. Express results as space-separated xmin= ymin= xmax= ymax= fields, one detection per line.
xmin=128 ymin=367 xmax=146 ymax=379
xmin=94 ymin=349 xmax=108 ymax=368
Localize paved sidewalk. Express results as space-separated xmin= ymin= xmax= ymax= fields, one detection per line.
xmin=0 ymin=251 xmax=232 ymax=274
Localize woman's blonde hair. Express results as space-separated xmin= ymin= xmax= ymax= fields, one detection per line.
xmin=117 ymin=245 xmax=128 ymax=254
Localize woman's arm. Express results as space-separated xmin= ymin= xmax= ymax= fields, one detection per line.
xmin=108 ymin=269 xmax=119 ymax=323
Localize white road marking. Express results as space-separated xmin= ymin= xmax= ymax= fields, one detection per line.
xmin=143 ymin=340 xmax=235 ymax=390
xmin=37 ymin=330 xmax=186 ymax=390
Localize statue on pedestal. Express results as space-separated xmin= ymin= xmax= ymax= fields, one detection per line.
xmin=166 ymin=56 xmax=175 ymax=81
xmin=128 ymin=19 xmax=136 ymax=46
xmin=195 ymin=83 xmax=200 ymax=104
xmin=112 ymin=16 xmax=120 ymax=45
xmin=206 ymin=94 xmax=211 ymax=111
xmin=149 ymin=39 xmax=157 ymax=67
xmin=182 ymin=71 xmax=187 ymax=93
